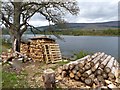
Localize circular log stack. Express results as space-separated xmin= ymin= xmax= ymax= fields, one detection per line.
xmin=57 ymin=52 xmax=120 ymax=88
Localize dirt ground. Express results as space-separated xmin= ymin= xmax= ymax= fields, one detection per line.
xmin=22 ymin=61 xmax=59 ymax=88
xmin=2 ymin=60 xmax=63 ymax=88
xmin=2 ymin=60 xmax=120 ymax=88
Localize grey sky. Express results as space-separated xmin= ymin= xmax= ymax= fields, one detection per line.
xmin=28 ymin=0 xmax=119 ymax=27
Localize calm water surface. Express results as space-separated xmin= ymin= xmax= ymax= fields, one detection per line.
xmin=2 ymin=35 xmax=119 ymax=60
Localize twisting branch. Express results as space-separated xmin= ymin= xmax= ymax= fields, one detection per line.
xmin=26 ymin=23 xmax=43 ymax=33
xmin=30 ymin=27 xmax=36 ymax=36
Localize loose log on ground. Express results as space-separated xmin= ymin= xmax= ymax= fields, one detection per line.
xmin=104 ymin=57 xmax=114 ymax=73
xmin=61 ymin=71 xmax=67 ymax=78
xmin=78 ymin=62 xmax=84 ymax=68
xmin=104 ymin=67 xmax=111 ymax=74
xmin=91 ymin=52 xmax=105 ymax=64
xmin=85 ymin=69 xmax=92 ymax=76
xmin=80 ymin=77 xmax=85 ymax=82
xmin=79 ymin=68 xmax=84 ymax=73
xmin=89 ymin=74 xmax=95 ymax=81
xmin=99 ymin=54 xmax=108 ymax=64
xmin=69 ymin=64 xmax=75 ymax=70
xmin=76 ymin=71 xmax=81 ymax=78
xmin=95 ymin=69 xmax=103 ymax=76
xmin=66 ymin=55 xmax=90 ymax=66
xmin=74 ymin=64 xmax=80 ymax=71
xmin=84 ymin=63 xmax=91 ymax=71
xmin=108 ymin=72 xmax=116 ymax=80
xmin=69 ymin=72 xmax=74 ymax=79
xmin=57 ymin=66 xmax=63 ymax=74
xmin=100 ymin=55 xmax=112 ymax=68
xmin=102 ymin=72 xmax=108 ymax=79
xmin=91 ymin=52 xmax=101 ymax=59
xmin=91 ymin=61 xmax=100 ymax=73
xmin=97 ymin=75 xmax=105 ymax=85
xmin=84 ymin=78 xmax=93 ymax=86
xmin=82 ymin=72 xmax=89 ymax=78
xmin=74 ymin=75 xmax=79 ymax=80
xmin=72 ymin=69 xmax=77 ymax=74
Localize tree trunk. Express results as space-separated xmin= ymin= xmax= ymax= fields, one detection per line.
xmin=10 ymin=32 xmax=21 ymax=52
xmin=12 ymin=2 xmax=21 ymax=52
xmin=15 ymin=33 xmax=21 ymax=52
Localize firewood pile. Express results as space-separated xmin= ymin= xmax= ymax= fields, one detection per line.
xmin=1 ymin=51 xmax=32 ymax=63
xmin=29 ymin=40 xmax=44 ymax=61
xmin=56 ymin=52 xmax=120 ymax=89
xmin=20 ymin=42 xmax=29 ymax=56
xmin=20 ymin=36 xmax=62 ymax=63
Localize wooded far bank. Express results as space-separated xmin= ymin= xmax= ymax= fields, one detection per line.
xmin=2 ymin=28 xmax=119 ymax=36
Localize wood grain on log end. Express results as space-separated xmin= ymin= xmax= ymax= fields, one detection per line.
xmin=104 ymin=67 xmax=111 ymax=74
xmin=85 ymin=64 xmax=91 ymax=70
xmin=95 ymin=69 xmax=103 ymax=75
xmin=69 ymin=72 xmax=74 ymax=79
xmin=102 ymin=72 xmax=108 ymax=79
xmin=61 ymin=71 xmax=67 ymax=78
xmin=76 ymin=71 xmax=81 ymax=78
xmin=100 ymin=64 xmax=105 ymax=69
xmin=85 ymin=78 xmax=93 ymax=86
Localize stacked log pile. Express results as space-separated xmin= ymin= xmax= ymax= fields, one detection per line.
xmin=20 ymin=43 xmax=29 ymax=56
xmin=29 ymin=40 xmax=44 ymax=61
xmin=20 ymin=37 xmax=62 ymax=63
xmin=57 ymin=52 xmax=120 ymax=88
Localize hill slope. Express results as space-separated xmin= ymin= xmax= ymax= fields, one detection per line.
xmin=38 ymin=21 xmax=119 ymax=30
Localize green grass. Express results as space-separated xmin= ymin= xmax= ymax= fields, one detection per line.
xmin=57 ymin=60 xmax=69 ymax=66
xmin=74 ymin=50 xmax=92 ymax=59
xmin=2 ymin=71 xmax=28 ymax=88
xmin=0 ymin=38 xmax=12 ymax=53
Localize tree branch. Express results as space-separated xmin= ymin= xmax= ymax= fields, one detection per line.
xmin=26 ymin=23 xmax=43 ymax=33
xmin=1 ymin=12 xmax=13 ymax=27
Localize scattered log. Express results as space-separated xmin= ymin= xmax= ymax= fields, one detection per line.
xmin=76 ymin=71 xmax=81 ymax=78
xmin=108 ymin=72 xmax=116 ymax=81
xmin=84 ymin=78 xmax=93 ymax=86
xmin=72 ymin=68 xmax=77 ymax=74
xmin=95 ymin=69 xmax=103 ymax=75
xmin=102 ymin=72 xmax=108 ymax=79
xmin=74 ymin=75 xmax=79 ymax=80
xmin=69 ymin=64 xmax=75 ymax=70
xmin=69 ymin=72 xmax=74 ymax=79
xmin=61 ymin=71 xmax=67 ymax=78
xmin=84 ymin=63 xmax=91 ymax=71
xmin=57 ymin=66 xmax=63 ymax=74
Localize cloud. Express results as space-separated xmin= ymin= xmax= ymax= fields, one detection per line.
xmin=28 ymin=0 xmax=119 ymax=26
xmin=65 ymin=1 xmax=118 ymax=23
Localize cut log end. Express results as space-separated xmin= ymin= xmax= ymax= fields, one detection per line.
xmin=102 ymin=72 xmax=108 ymax=79
xmin=85 ymin=78 xmax=93 ymax=86
xmin=100 ymin=64 xmax=105 ymax=69
xmin=85 ymin=64 xmax=91 ymax=70
xmin=104 ymin=67 xmax=111 ymax=73
xmin=108 ymin=72 xmax=116 ymax=80
xmin=69 ymin=72 xmax=74 ymax=79
xmin=61 ymin=71 xmax=67 ymax=78
xmin=95 ymin=69 xmax=102 ymax=75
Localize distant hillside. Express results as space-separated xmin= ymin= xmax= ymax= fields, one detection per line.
xmin=2 ymin=21 xmax=119 ymax=35
xmin=37 ymin=21 xmax=119 ymax=30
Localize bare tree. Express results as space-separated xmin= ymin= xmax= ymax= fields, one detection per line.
xmin=1 ymin=0 xmax=79 ymax=52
